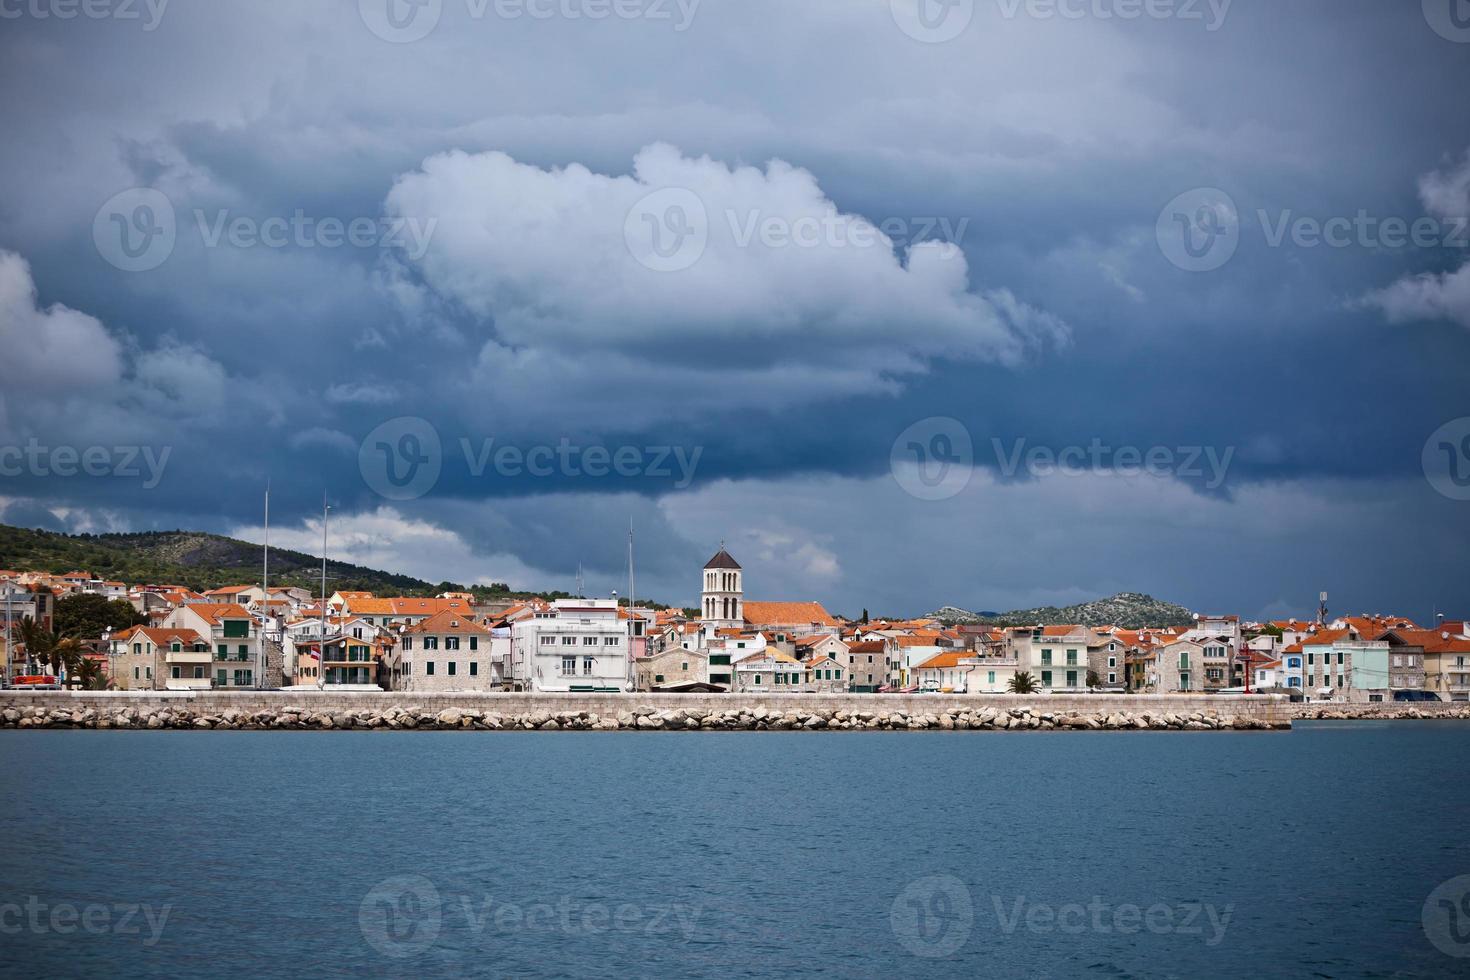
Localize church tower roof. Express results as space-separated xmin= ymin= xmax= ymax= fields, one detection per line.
xmin=704 ymin=548 xmax=741 ymax=570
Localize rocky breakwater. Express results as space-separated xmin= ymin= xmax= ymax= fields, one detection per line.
xmin=1291 ymin=702 xmax=1470 ymax=721
xmin=0 ymin=703 xmax=1284 ymax=731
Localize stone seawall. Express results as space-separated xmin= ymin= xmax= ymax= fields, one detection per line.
xmin=1290 ymin=702 xmax=1470 ymax=721
xmin=0 ymin=691 xmax=1290 ymax=731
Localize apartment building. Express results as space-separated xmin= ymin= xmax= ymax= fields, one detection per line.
xmin=166 ymin=603 xmax=277 ymax=689
xmin=731 ymin=650 xmax=808 ymax=693
xmin=510 ymin=599 xmax=631 ymax=692
xmin=395 ymin=609 xmax=501 ymax=691
xmin=845 ymin=639 xmax=888 ymax=693
xmin=107 ymin=626 xmax=211 ymax=690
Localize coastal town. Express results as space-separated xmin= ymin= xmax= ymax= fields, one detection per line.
xmin=2 ymin=548 xmax=1468 ymax=705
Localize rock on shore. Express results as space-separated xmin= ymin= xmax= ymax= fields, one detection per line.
xmin=1289 ymin=703 xmax=1470 ymax=721
xmin=0 ymin=704 xmax=1288 ymax=732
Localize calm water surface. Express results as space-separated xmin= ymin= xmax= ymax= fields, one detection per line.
xmin=2 ymin=721 xmax=1468 ymax=978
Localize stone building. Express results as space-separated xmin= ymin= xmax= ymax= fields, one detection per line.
xmin=395 ymin=609 xmax=501 ymax=691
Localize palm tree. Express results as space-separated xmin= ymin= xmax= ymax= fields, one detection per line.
xmin=1008 ymin=671 xmax=1040 ymax=694
xmin=16 ymin=617 xmax=54 ymax=676
xmin=44 ymin=636 xmax=85 ymax=684
xmin=71 ymin=656 xmax=106 ymax=691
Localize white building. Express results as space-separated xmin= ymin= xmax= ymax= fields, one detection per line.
xmin=511 ymin=599 xmax=632 ymax=692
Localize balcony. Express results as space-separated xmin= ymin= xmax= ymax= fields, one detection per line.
xmin=165 ymin=649 xmax=212 ymax=665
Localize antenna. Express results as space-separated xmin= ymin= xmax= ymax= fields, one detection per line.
xmin=628 ymin=519 xmax=636 ymax=611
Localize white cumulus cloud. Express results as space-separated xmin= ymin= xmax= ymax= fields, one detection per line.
xmin=383 ymin=143 xmax=1067 ymax=418
xmin=1362 ymin=150 xmax=1470 ymax=331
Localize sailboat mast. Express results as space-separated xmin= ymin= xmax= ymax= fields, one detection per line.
xmin=260 ymin=481 xmax=269 ymax=689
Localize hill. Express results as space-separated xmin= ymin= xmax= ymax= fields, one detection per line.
xmin=0 ymin=524 xmax=682 ymax=607
xmin=928 ymin=592 xmax=1195 ymax=629
xmin=0 ymin=524 xmax=484 ymax=598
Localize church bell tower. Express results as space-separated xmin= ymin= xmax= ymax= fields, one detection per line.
xmin=701 ymin=546 xmax=743 ymax=632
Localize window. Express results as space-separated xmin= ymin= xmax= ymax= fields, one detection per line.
xmin=134 ymin=666 xmax=140 ymax=680
xmin=1066 ymin=670 xmax=1078 ymax=687
xmin=146 ymin=667 xmax=151 ymax=678
xmin=710 ymin=654 xmax=731 ymax=666
xmin=583 ymin=636 xmax=597 ymax=646
xmin=835 ymin=670 xmax=842 ymax=680
xmin=469 ymin=662 xmax=478 ymax=676
xmin=171 ymin=666 xmax=181 ymax=679
xmin=402 ymin=662 xmax=410 ymax=676
xmin=540 ymin=635 xmax=556 ymax=646
xmin=655 ymin=674 xmax=665 ymax=684
xmin=1108 ymin=673 xmax=1117 ymax=683
xmin=426 ymin=661 xmax=436 ymax=676
xmin=604 ymin=636 xmax=619 ymax=646
xmin=1041 ymin=670 xmax=1053 ymax=686
xmin=1041 ymin=650 xmax=1053 ymax=666
xmin=446 ymin=637 xmax=460 ymax=650
xmin=448 ymin=661 xmax=457 ymax=676
xmin=583 ymin=657 xmax=593 ymax=675
xmin=1337 ymin=652 xmax=1344 ymax=665
xmin=216 ymin=669 xmax=226 ymax=684
xmin=562 ymin=636 xmax=576 ymax=646
xmin=681 ymin=662 xmax=688 ymax=670
xmin=238 ymin=645 xmax=248 ymax=658
xmin=562 ymin=656 xmax=576 ymax=675
xmin=424 ymin=637 xmax=439 ymax=650
xmin=1066 ymin=650 xmax=1078 ymax=666
xmin=469 ymin=636 xmax=478 ymax=651
xmin=403 ymin=637 xmax=413 ymax=650
xmin=988 ymin=671 xmax=996 ymax=684
xmin=1108 ymin=657 xmax=1116 ymax=668
xmin=217 ymin=644 xmax=227 ymax=657
xmin=755 ymin=674 xmax=762 ymax=685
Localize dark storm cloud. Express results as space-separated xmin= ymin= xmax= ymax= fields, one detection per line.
xmin=1 ymin=0 xmax=1468 ymax=616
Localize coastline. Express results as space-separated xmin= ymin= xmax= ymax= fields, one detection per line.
xmin=0 ymin=691 xmax=1292 ymax=731
xmin=8 ymin=693 xmax=1468 ymax=730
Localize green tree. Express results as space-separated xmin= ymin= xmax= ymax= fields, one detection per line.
xmin=1008 ymin=671 xmax=1040 ymax=694
xmin=1086 ymin=670 xmax=1101 ymax=689
xmin=55 ymin=593 xmax=145 ymax=640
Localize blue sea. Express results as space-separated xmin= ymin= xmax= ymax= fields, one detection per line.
xmin=3 ymin=721 xmax=1469 ymax=978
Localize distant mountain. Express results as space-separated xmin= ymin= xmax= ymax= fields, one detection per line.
xmin=928 ymin=592 xmax=1195 ymax=629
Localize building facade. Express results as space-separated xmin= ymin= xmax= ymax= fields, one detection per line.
xmin=511 ymin=599 xmax=631 ymax=692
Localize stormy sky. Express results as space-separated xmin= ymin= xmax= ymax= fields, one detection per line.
xmin=2 ymin=0 xmax=1468 ymax=620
